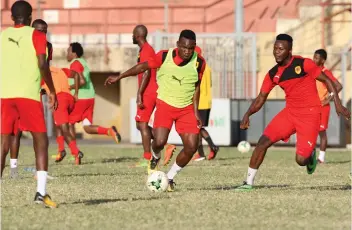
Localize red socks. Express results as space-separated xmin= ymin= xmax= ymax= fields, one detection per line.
xmin=68 ymin=140 xmax=80 ymax=156
xmin=56 ymin=136 xmax=65 ymax=152
xmin=143 ymin=152 xmax=152 ymax=160
xmin=97 ymin=126 xmax=110 ymax=135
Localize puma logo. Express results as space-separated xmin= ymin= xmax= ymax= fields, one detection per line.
xmin=8 ymin=37 xmax=22 ymax=47
xmin=172 ymin=75 xmax=184 ymax=85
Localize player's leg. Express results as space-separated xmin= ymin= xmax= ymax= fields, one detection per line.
xmin=1 ymin=134 xmax=12 ymax=177
xmin=165 ymin=105 xmax=200 ymax=191
xmin=199 ymin=109 xmax=219 ymax=160
xmin=68 ymin=99 xmax=121 ymax=143
xmin=136 ymin=121 xmax=153 ymax=160
xmin=294 ymin=111 xmax=320 ymax=174
xmin=54 ymin=94 xmax=82 ymax=164
xmin=236 ymin=108 xmax=295 ymax=191
xmin=135 ymin=96 xmax=155 ymax=160
xmin=16 ymin=98 xmax=57 ymax=207
xmin=193 ymin=133 xmax=205 ymax=161
xmin=167 ymin=132 xmax=199 ymax=191
xmin=9 ymin=129 xmax=22 ymax=178
xmin=318 ymin=105 xmax=330 ymax=163
xmin=1 ymin=99 xmax=18 ymax=177
xmin=148 ymin=100 xmax=174 ymax=174
xmin=55 ymin=126 xmax=67 ymax=161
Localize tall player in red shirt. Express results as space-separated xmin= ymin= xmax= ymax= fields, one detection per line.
xmin=8 ymin=19 xmax=54 ymax=178
xmin=235 ymin=34 xmax=350 ymax=191
xmin=313 ymin=49 xmax=342 ymax=163
xmin=108 ymin=25 xmax=176 ymax=165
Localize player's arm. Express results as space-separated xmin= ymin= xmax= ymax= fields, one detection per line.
xmin=72 ymin=71 xmax=80 ymax=100
xmin=34 ymin=31 xmax=57 ymax=110
xmin=136 ymin=70 xmax=151 ymax=109
xmin=304 ymin=58 xmax=350 ymax=119
xmin=240 ymin=73 xmax=274 ymax=129
xmin=193 ymin=81 xmax=202 ymax=127
xmin=105 ymin=51 xmax=163 ymax=85
xmin=324 ymin=70 xmax=342 ymax=102
xmin=316 ymin=73 xmax=349 ymax=119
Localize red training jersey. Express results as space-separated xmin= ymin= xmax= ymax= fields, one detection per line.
xmin=147 ymin=48 xmax=206 ymax=81
xmin=261 ymin=56 xmax=322 ymax=112
xmin=14 ymin=24 xmax=46 ymax=55
xmin=138 ymin=42 xmax=158 ymax=96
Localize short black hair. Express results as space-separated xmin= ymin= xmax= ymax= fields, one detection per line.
xmin=70 ymin=42 xmax=84 ymax=58
xmin=179 ymin=29 xmax=196 ymax=41
xmin=11 ymin=0 xmax=32 ymax=21
xmin=314 ymin=49 xmax=327 ymax=60
xmin=32 ymin=19 xmax=47 ymax=27
xmin=276 ymin=34 xmax=293 ymax=49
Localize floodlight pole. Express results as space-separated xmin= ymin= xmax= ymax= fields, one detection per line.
xmin=164 ymin=1 xmax=169 ymax=32
xmin=235 ymin=0 xmax=244 ymax=98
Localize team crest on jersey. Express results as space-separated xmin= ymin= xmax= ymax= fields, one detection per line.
xmin=295 ymin=66 xmax=301 ymax=74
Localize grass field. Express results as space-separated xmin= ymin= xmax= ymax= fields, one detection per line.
xmin=1 ymin=143 xmax=351 ymax=230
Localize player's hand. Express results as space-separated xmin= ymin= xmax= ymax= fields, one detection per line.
xmin=74 ymin=93 xmax=79 ymax=102
xmin=335 ymin=103 xmax=351 ymax=120
xmin=195 ymin=112 xmax=203 ymax=129
xmin=104 ymin=76 xmax=119 ymax=86
xmin=136 ymin=94 xmax=145 ymax=109
xmin=48 ymin=92 xmax=58 ymax=111
xmin=240 ymin=113 xmax=250 ymax=130
xmin=321 ymin=96 xmax=331 ymax=106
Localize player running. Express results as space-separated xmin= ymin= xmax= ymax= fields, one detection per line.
xmin=235 ymin=34 xmax=350 ymax=191
xmin=55 ymin=42 xmax=122 ymax=163
xmin=192 ymin=46 xmax=219 ymax=161
xmin=106 ymin=29 xmax=206 ymax=191
xmin=1 ymin=0 xmax=58 ymax=207
xmin=313 ymin=49 xmax=343 ymax=163
xmin=42 ymin=67 xmax=84 ymax=165
xmin=8 ymin=18 xmax=54 ymax=178
xmin=108 ymin=25 xmax=176 ymax=165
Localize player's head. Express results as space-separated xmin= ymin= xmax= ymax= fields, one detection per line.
xmin=32 ymin=19 xmax=48 ymax=34
xmin=177 ymin=29 xmax=196 ymax=61
xmin=132 ymin=25 xmax=148 ymax=45
xmin=67 ymin=42 xmax=84 ymax=62
xmin=11 ymin=1 xmax=33 ymax=26
xmin=273 ymin=34 xmax=293 ymax=64
xmin=313 ymin=49 xmax=327 ymax=66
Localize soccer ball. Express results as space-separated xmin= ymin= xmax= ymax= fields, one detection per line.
xmin=146 ymin=171 xmax=169 ymax=192
xmin=237 ymin=141 xmax=251 ymax=153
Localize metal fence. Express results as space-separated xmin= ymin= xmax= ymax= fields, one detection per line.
xmin=151 ymin=31 xmax=257 ymax=99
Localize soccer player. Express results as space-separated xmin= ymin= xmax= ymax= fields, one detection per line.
xmin=55 ymin=42 xmax=122 ymax=163
xmin=1 ymin=0 xmax=58 ymax=207
xmin=313 ymin=49 xmax=343 ymax=163
xmin=235 ymin=34 xmax=350 ymax=191
xmin=42 ymin=67 xmax=84 ymax=165
xmin=8 ymin=18 xmax=54 ymax=178
xmin=192 ymin=46 xmax=219 ymax=161
xmin=106 ymin=29 xmax=206 ymax=191
xmin=109 ymin=25 xmax=176 ymax=165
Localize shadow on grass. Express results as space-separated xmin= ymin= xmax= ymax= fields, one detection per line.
xmin=78 ymin=157 xmax=140 ymax=165
xmin=325 ymin=160 xmax=351 ymax=164
xmin=187 ymin=184 xmax=351 ymax=191
xmin=63 ymin=195 xmax=170 ymax=206
xmin=58 ymin=171 xmax=141 ymax=178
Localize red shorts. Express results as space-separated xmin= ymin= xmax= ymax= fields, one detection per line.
xmin=263 ymin=107 xmax=320 ymax=158
xmin=69 ymin=98 xmax=94 ymax=124
xmin=320 ymin=104 xmax=330 ymax=131
xmin=53 ymin=92 xmax=75 ymax=126
xmin=153 ymin=99 xmax=199 ymax=134
xmin=1 ymin=98 xmax=46 ymax=134
xmin=135 ymin=94 xmax=156 ymax=123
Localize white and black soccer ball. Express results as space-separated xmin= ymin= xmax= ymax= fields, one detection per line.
xmin=146 ymin=171 xmax=169 ymax=192
xmin=237 ymin=141 xmax=251 ymax=153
